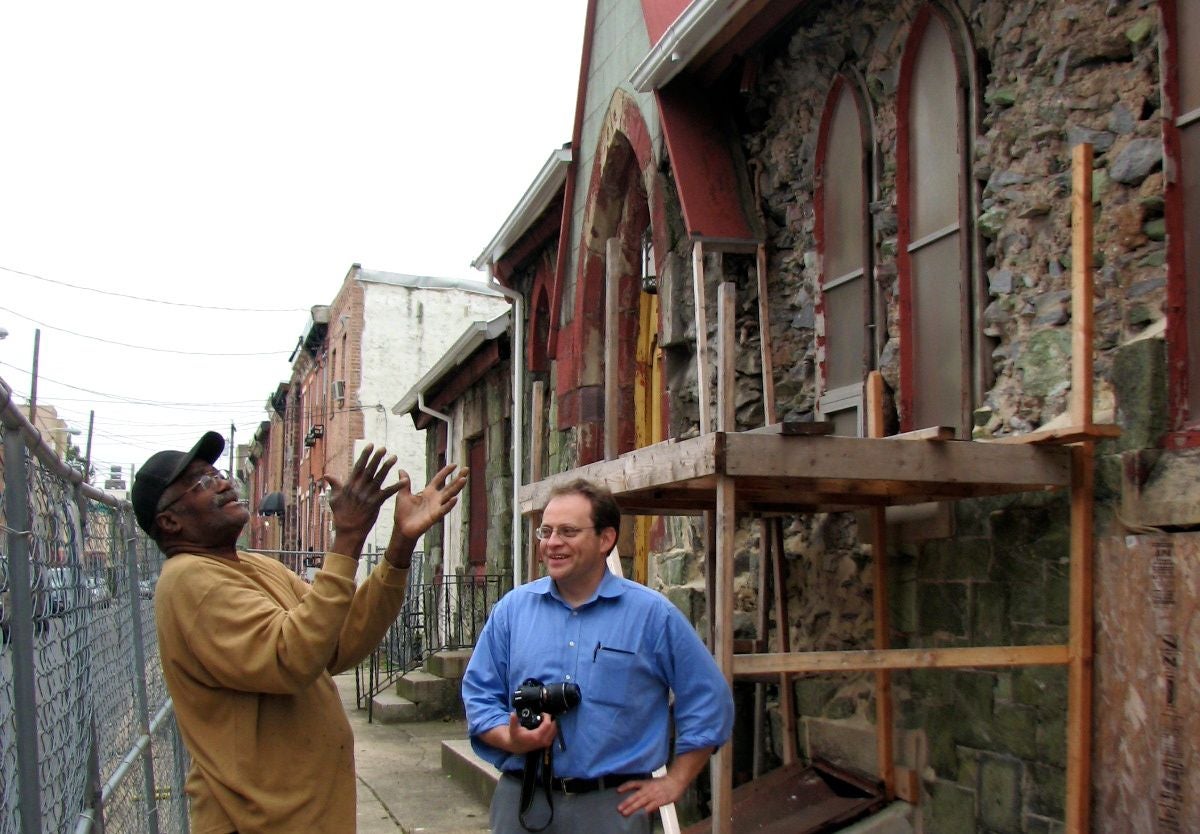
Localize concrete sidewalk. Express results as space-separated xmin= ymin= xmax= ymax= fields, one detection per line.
xmin=336 ymin=672 xmax=491 ymax=834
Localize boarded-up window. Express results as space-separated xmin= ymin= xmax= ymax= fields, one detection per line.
xmin=818 ymin=78 xmax=873 ymax=435
xmin=903 ymin=8 xmax=971 ymax=434
xmin=467 ymin=437 xmax=487 ymax=568
xmin=1177 ymin=1 xmax=1200 ymax=422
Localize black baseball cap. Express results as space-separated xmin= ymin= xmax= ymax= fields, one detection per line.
xmin=131 ymin=431 xmax=225 ymax=535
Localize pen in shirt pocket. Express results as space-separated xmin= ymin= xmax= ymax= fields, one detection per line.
xmin=593 ymin=642 xmax=635 ymax=661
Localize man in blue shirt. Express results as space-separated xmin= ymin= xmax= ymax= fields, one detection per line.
xmin=462 ymin=478 xmax=734 ymax=833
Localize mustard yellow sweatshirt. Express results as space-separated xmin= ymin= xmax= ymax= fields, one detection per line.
xmin=155 ymin=551 xmax=409 ymax=834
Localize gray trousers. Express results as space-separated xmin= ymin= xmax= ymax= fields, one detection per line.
xmin=489 ymin=772 xmax=653 ymax=834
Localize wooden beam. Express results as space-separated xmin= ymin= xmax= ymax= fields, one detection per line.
xmin=771 ymin=517 xmax=797 ymax=764
xmin=717 ymin=282 xmax=736 ymax=433
xmin=756 ymin=244 xmax=777 ymax=425
xmin=1065 ymin=444 xmax=1095 ymax=834
xmin=605 ymin=237 xmax=621 ymax=461
xmin=692 ymin=241 xmax=711 ymax=435
xmin=732 ymin=644 xmax=1070 ymax=676
xmin=885 ymin=426 xmax=957 ymax=441
xmin=744 ymin=421 xmax=835 ymax=436
xmin=712 ymin=476 xmax=736 ymax=834
xmin=866 ymin=371 xmax=895 ymax=800
xmin=986 ymin=424 xmax=1120 ymax=445
xmin=1070 ymin=143 xmax=1094 ymax=427
xmin=753 ymin=518 xmax=771 ymax=778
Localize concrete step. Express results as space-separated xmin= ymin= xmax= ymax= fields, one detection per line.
xmin=442 ymin=738 xmax=500 ymax=809
xmin=396 ymin=669 xmax=460 ymax=714
xmin=426 ymin=649 xmax=472 ymax=680
xmin=370 ymin=690 xmax=422 ymax=724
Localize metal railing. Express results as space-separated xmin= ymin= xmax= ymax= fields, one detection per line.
xmin=2 ymin=379 xmax=188 ymax=834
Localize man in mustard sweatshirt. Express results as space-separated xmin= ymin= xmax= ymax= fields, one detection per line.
xmin=132 ymin=431 xmax=466 ymax=834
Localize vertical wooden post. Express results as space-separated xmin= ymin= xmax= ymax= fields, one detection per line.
xmin=528 ymin=380 xmax=546 ymax=582
xmin=753 ymin=518 xmax=772 ymax=778
xmin=692 ymin=241 xmax=711 ymax=435
xmin=712 ymin=475 xmax=737 ymax=834
xmin=605 ymin=237 xmax=621 ymax=460
xmin=717 ymin=283 xmax=737 ymax=433
xmin=756 ymin=245 xmax=777 ymax=425
xmin=772 ymin=518 xmax=797 ymax=763
xmin=1070 ymin=143 xmax=1094 ymax=429
xmin=866 ymin=371 xmax=896 ymax=799
xmin=1065 ymin=142 xmax=1095 ymax=834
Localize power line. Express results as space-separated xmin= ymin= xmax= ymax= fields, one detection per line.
xmin=0 ymin=361 xmax=272 ymax=408
xmin=1 ymin=265 xmax=309 ymax=313
xmin=0 ymin=305 xmax=290 ymax=356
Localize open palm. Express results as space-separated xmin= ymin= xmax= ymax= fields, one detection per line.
xmin=393 ymin=463 xmax=469 ymax=541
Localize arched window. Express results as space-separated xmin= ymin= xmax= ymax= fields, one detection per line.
xmin=817 ymin=76 xmax=874 ymax=436
xmin=898 ymin=5 xmax=975 ymax=434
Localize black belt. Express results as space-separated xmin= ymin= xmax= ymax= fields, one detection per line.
xmin=506 ymin=770 xmax=651 ymax=795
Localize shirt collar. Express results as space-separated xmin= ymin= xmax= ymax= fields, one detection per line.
xmin=540 ymin=568 xmax=627 ymax=608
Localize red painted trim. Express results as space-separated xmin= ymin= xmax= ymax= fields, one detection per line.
xmin=1161 ymin=0 xmax=1194 ymax=431
xmin=895 ymin=9 xmax=934 ymax=433
xmin=548 ymin=0 xmax=599 ymax=361
xmin=527 ymin=259 xmax=551 ymax=373
xmin=640 ymin=0 xmax=690 ymax=46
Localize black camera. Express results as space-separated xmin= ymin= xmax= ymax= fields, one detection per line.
xmin=512 ymin=678 xmax=582 ymax=730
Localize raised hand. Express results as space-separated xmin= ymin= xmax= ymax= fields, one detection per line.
xmin=391 ymin=463 xmax=469 ymax=542
xmin=323 ymin=445 xmax=402 ymax=557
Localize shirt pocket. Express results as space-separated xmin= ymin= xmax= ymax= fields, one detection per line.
xmin=587 ymin=644 xmax=637 ymax=708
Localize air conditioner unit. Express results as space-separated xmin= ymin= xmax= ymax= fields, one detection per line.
xmin=332 ymin=380 xmax=346 ymax=403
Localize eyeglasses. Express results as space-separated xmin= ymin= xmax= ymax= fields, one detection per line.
xmin=534 ymin=524 xmax=596 ymax=541
xmin=158 ymin=469 xmax=230 ymax=513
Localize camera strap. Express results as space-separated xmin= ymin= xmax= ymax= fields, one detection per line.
xmin=518 ymin=747 xmax=555 ymax=832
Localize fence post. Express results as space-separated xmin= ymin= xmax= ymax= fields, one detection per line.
xmin=4 ymin=424 xmax=42 ymax=834
xmin=121 ymin=516 xmax=161 ymax=834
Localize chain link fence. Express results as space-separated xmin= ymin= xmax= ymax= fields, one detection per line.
xmin=2 ymin=381 xmax=189 ymax=834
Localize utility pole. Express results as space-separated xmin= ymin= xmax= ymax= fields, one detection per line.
xmin=84 ymin=410 xmax=95 ymax=484
xmin=29 ymin=328 xmax=40 ymax=428
xmin=228 ymin=422 xmax=235 ymax=478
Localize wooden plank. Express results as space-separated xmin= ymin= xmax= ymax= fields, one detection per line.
xmin=885 ymin=426 xmax=957 ymax=441
xmin=866 ymin=372 xmax=895 ymax=801
xmin=693 ymin=241 xmax=711 ymax=435
xmin=756 ymin=244 xmax=777 ymax=425
xmin=1071 ymin=143 xmax=1094 ymax=427
xmin=717 ymin=282 xmax=736 ymax=433
xmin=722 ymin=433 xmax=1071 ymax=491
xmin=1066 ymin=444 xmax=1095 ymax=834
xmin=986 ymin=424 xmax=1120 ymax=445
xmin=712 ymin=476 xmax=736 ymax=834
xmin=772 ymin=517 xmax=797 ymax=764
xmin=605 ymin=237 xmax=621 ymax=461
xmin=893 ymin=767 xmax=921 ymax=804
xmin=753 ymin=517 xmax=771 ymax=778
xmin=745 ymin=421 xmax=835 ymax=436
xmin=732 ymin=644 xmax=1070 ymax=676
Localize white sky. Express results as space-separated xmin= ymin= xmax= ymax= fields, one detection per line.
xmin=0 ymin=1 xmax=587 ymax=484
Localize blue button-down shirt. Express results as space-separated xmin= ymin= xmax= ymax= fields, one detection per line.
xmin=462 ymin=571 xmax=734 ymax=778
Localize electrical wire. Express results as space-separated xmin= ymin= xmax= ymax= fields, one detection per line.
xmin=1 ymin=265 xmax=309 ymax=313
xmin=0 ymin=305 xmax=290 ymax=356
xmin=0 ymin=361 xmax=271 ymax=408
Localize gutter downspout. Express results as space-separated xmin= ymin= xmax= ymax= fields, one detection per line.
xmin=416 ymin=392 xmax=452 ymax=450
xmin=487 ymin=273 xmax=524 ymax=589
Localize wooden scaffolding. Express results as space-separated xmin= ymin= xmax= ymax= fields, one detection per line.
xmin=517 ymin=145 xmax=1114 ymax=833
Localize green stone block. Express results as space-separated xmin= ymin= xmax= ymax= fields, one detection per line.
xmin=1017 ymin=329 xmax=1072 ymax=398
xmin=995 ymin=672 xmax=1013 ymax=702
xmin=1137 ymin=249 xmax=1166 ymax=268
xmin=1092 ymin=170 xmax=1109 ymax=202
xmin=1010 ymin=582 xmax=1046 ymax=624
xmin=1044 ymin=571 xmax=1069 ymax=626
xmin=1126 ymin=17 xmax=1154 ymax=44
xmin=979 ymin=755 xmax=1022 ymax=833
xmin=1012 ymin=667 xmax=1068 ymax=711
xmin=1013 ymin=624 xmax=1069 ymax=644
xmin=794 ymin=678 xmax=841 ymax=716
xmin=920 ymin=582 xmax=969 ymax=636
xmin=972 ymin=583 xmax=1011 ymax=646
xmin=1111 ymin=337 xmax=1168 ymax=451
xmin=926 ymin=706 xmax=961 ymax=774
xmin=1144 ymin=217 xmax=1166 ymax=241
xmin=956 ymin=747 xmax=979 ymax=785
xmin=978 ymin=207 xmax=1008 ymax=238
xmin=827 ymin=696 xmax=856 ymax=720
xmin=660 ymin=552 xmax=687 ymax=587
xmin=991 ymin=703 xmax=1039 ymax=759
xmin=919 ymin=537 xmax=992 ymax=581
xmin=665 ymin=587 xmax=696 ymax=622
xmin=1038 ymin=712 xmax=1067 ymax=767
xmin=910 ymin=667 xmax=955 ymax=704
xmin=927 ymin=779 xmax=977 ymax=834
xmin=986 ymin=88 xmax=1017 ymax=107
xmin=1026 ymin=763 xmax=1066 ymax=818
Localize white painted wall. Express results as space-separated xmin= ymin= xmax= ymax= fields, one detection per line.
xmin=355 ymin=277 xmax=507 ymax=554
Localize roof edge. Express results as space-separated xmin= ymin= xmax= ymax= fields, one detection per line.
xmin=391 ymin=311 xmax=512 ymax=416
xmin=629 ymin=0 xmax=753 ymax=92
xmin=472 ymin=147 xmax=572 ymax=271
